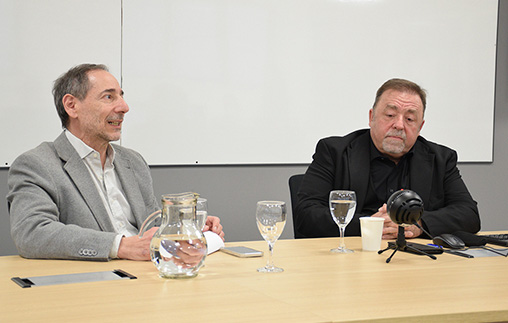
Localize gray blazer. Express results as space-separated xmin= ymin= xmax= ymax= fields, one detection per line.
xmin=7 ymin=132 xmax=160 ymax=261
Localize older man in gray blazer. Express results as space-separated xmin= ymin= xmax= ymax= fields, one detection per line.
xmin=7 ymin=64 xmax=224 ymax=261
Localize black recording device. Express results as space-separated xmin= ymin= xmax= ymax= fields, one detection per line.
xmin=378 ymin=189 xmax=438 ymax=263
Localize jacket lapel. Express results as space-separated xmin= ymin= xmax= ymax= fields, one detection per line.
xmin=347 ymin=132 xmax=371 ymax=211
xmin=409 ymin=140 xmax=434 ymax=204
xmin=113 ymin=148 xmax=147 ymax=228
xmin=54 ymin=132 xmax=116 ymax=232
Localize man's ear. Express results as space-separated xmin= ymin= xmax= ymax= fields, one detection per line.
xmin=62 ymin=94 xmax=78 ymax=119
xmin=418 ymin=119 xmax=425 ymax=133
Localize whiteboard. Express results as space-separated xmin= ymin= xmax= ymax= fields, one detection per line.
xmin=0 ymin=0 xmax=498 ymax=166
xmin=121 ymin=0 xmax=497 ymax=164
xmin=0 ymin=0 xmax=121 ymax=167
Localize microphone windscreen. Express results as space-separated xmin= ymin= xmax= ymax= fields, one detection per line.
xmin=453 ymin=231 xmax=487 ymax=247
xmin=386 ymin=189 xmax=423 ymax=225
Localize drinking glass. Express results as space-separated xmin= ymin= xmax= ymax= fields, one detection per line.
xmin=196 ymin=198 xmax=208 ymax=231
xmin=256 ymin=201 xmax=286 ymax=273
xmin=329 ymin=190 xmax=356 ymax=253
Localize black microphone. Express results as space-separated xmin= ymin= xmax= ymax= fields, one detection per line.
xmin=380 ymin=189 xmax=437 ymax=262
xmin=453 ymin=231 xmax=508 ymax=257
xmin=386 ymin=189 xmax=423 ymax=226
xmin=386 ymin=189 xmax=435 ymax=238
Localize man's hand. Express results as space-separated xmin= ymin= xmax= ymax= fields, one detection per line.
xmin=117 ymin=227 xmax=158 ymax=261
xmin=118 ymin=215 xmax=225 ymax=260
xmin=160 ymin=239 xmax=207 ymax=268
xmin=403 ymin=222 xmax=423 ymax=239
xmin=371 ymin=204 xmax=422 ymax=239
xmin=203 ymin=215 xmax=225 ymax=241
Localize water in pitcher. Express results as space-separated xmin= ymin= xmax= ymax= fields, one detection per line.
xmin=139 ymin=192 xmax=208 ymax=279
xmin=151 ymin=234 xmax=207 ymax=278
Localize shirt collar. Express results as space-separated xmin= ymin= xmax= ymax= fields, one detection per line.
xmin=65 ymin=129 xmax=116 ymax=163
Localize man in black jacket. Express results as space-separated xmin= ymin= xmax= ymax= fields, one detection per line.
xmin=295 ymin=78 xmax=480 ymax=239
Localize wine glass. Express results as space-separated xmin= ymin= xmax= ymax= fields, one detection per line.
xmin=196 ymin=197 xmax=208 ymax=231
xmin=256 ymin=201 xmax=286 ymax=273
xmin=329 ymin=190 xmax=356 ymax=253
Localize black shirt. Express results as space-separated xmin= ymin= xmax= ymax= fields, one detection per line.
xmin=362 ymin=138 xmax=414 ymax=214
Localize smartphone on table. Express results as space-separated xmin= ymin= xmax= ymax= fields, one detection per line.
xmin=220 ymin=246 xmax=263 ymax=258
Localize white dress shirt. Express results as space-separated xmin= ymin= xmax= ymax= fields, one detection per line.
xmin=65 ymin=130 xmax=137 ymax=258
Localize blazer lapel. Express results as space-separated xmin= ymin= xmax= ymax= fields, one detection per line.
xmin=346 ymin=133 xmax=371 ymax=211
xmin=409 ymin=140 xmax=434 ymax=204
xmin=113 ymin=149 xmax=148 ymax=228
xmin=54 ymin=133 xmax=116 ymax=232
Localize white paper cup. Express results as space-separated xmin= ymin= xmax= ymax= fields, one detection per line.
xmin=360 ymin=217 xmax=385 ymax=251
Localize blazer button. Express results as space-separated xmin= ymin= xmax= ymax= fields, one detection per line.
xmin=79 ymin=248 xmax=97 ymax=257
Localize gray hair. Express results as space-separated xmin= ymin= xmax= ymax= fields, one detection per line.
xmin=373 ymin=78 xmax=427 ymax=113
xmin=52 ymin=63 xmax=109 ymax=127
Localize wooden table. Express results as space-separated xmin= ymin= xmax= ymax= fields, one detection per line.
xmin=1 ymin=236 xmax=508 ymax=322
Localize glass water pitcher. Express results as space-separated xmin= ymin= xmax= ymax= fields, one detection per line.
xmin=138 ymin=192 xmax=207 ymax=278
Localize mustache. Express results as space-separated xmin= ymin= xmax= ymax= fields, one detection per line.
xmin=106 ymin=115 xmax=124 ymax=121
xmin=385 ymin=130 xmax=406 ymax=140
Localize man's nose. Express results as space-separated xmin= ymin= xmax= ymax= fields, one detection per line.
xmin=116 ymin=97 xmax=130 ymax=114
xmin=392 ymin=115 xmax=404 ymax=129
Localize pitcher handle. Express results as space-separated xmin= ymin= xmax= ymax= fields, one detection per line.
xmin=138 ymin=210 xmax=161 ymax=238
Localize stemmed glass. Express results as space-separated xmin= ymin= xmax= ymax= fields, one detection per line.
xmin=256 ymin=201 xmax=286 ymax=273
xmin=329 ymin=190 xmax=356 ymax=253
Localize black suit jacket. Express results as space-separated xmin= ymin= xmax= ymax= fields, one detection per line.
xmin=295 ymin=129 xmax=480 ymax=238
